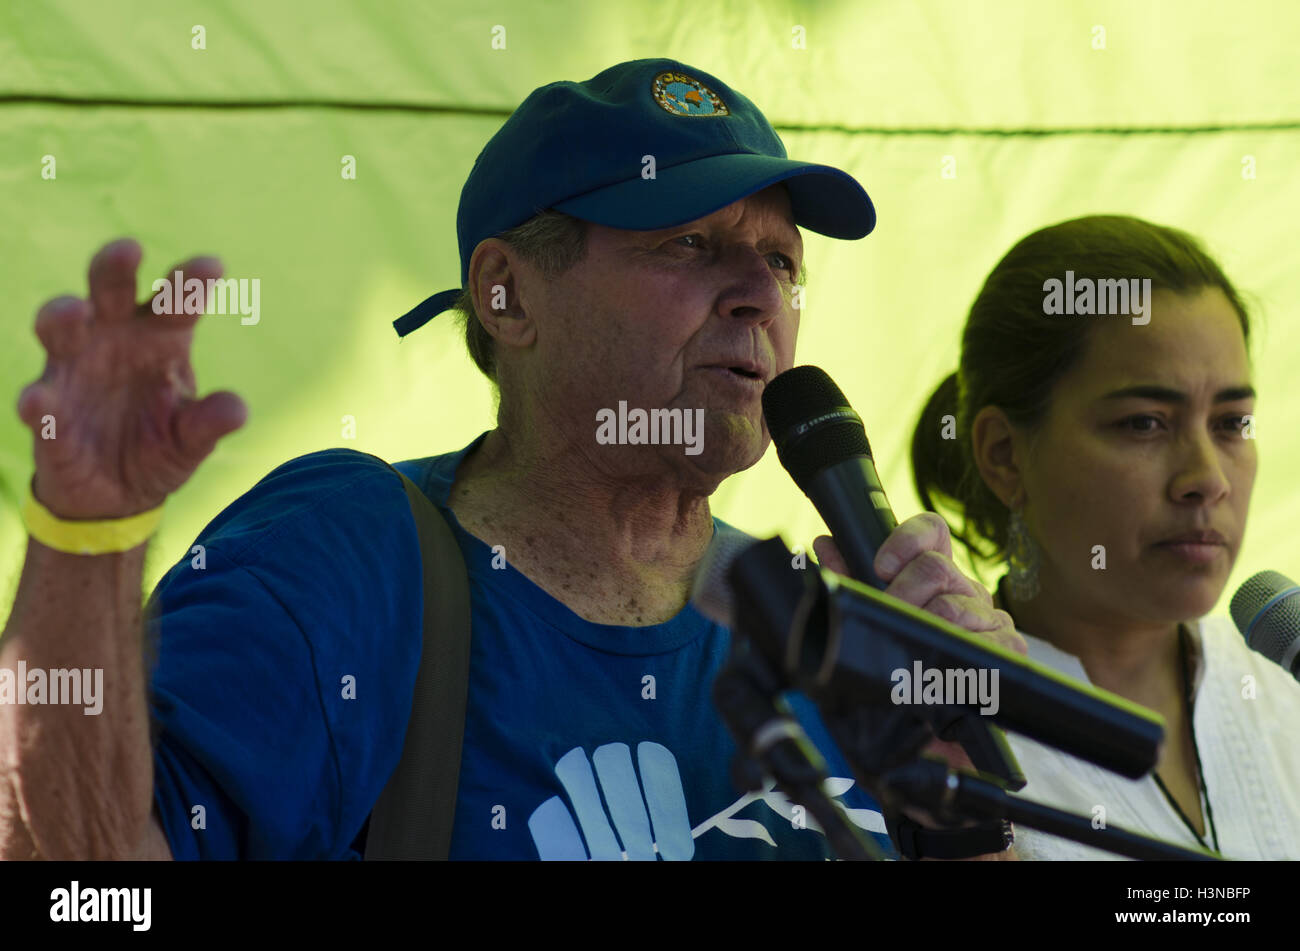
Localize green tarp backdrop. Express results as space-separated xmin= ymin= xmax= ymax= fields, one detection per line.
xmin=2 ymin=0 xmax=1297 ymax=618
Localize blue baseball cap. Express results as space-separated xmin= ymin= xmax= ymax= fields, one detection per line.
xmin=394 ymin=57 xmax=876 ymax=337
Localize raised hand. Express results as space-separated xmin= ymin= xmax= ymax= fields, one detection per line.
xmin=16 ymin=238 xmax=247 ymax=520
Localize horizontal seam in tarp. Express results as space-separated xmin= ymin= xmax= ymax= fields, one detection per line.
xmin=2 ymin=94 xmax=1298 ymax=135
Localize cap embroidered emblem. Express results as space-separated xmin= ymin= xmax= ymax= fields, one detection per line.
xmin=651 ymin=71 xmax=729 ymax=116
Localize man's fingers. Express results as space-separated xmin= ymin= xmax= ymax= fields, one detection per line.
xmin=919 ymin=597 xmax=1027 ymax=656
xmin=88 ymin=238 xmax=143 ymax=322
xmin=812 ymin=535 xmax=848 ymax=575
xmin=924 ymin=736 xmax=976 ymax=772
xmin=985 ymin=612 xmax=1029 ymax=655
xmin=922 ymin=593 xmax=999 ymax=630
xmin=34 ymin=296 xmax=92 ymax=360
xmin=143 ymin=255 xmax=224 ymax=330
xmin=884 ymin=548 xmax=978 ymax=609
xmin=174 ymin=390 xmax=247 ymax=458
xmin=875 ymin=512 xmax=954 ymax=581
xmin=167 ymin=360 xmax=197 ymax=401
xmin=920 ymin=593 xmax=999 ymax=631
xmin=16 ymin=381 xmax=56 ymax=430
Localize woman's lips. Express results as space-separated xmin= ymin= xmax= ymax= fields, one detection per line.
xmin=1153 ymin=540 xmax=1225 ymax=565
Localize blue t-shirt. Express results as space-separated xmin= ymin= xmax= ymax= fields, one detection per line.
xmin=147 ymin=433 xmax=895 ymax=860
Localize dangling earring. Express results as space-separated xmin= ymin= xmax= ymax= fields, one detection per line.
xmin=1006 ymin=505 xmax=1040 ymax=601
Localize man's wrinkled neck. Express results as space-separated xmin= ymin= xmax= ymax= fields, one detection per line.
xmin=453 ymin=424 xmax=718 ymax=580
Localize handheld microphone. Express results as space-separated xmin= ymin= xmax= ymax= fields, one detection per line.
xmin=760 ymin=365 xmax=1023 ymax=783
xmin=762 ymin=366 xmax=896 ymax=588
xmin=1230 ymin=570 xmax=1300 ymax=680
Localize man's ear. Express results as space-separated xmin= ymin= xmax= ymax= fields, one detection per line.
xmin=971 ymin=405 xmax=1027 ymax=509
xmin=467 ymin=239 xmax=537 ymax=351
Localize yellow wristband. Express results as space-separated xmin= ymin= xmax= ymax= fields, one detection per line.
xmin=22 ymin=483 xmax=164 ymax=555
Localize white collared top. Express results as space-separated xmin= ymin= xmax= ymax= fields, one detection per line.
xmin=1006 ymin=615 xmax=1300 ymax=860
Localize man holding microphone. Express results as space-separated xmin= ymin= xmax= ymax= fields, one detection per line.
xmin=1 ymin=58 xmax=1022 ymax=861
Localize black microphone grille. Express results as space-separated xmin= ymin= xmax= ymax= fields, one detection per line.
xmin=1230 ymin=569 xmax=1300 ymax=667
xmin=762 ymin=366 xmax=872 ymax=488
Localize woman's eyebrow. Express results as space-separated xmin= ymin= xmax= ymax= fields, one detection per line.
xmin=1099 ymin=384 xmax=1256 ymax=403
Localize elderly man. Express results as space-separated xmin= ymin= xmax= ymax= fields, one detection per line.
xmin=2 ymin=58 xmax=1021 ymax=861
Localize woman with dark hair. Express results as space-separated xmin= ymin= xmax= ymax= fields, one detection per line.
xmin=909 ymin=215 xmax=1300 ymax=859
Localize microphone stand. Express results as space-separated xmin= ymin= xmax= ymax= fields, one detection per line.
xmin=817 ymin=707 xmax=1220 ymax=860
xmin=713 ymin=641 xmax=884 ymax=860
xmin=720 ymin=535 xmax=1223 ymax=862
xmin=866 ymin=754 xmax=1221 ymax=861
